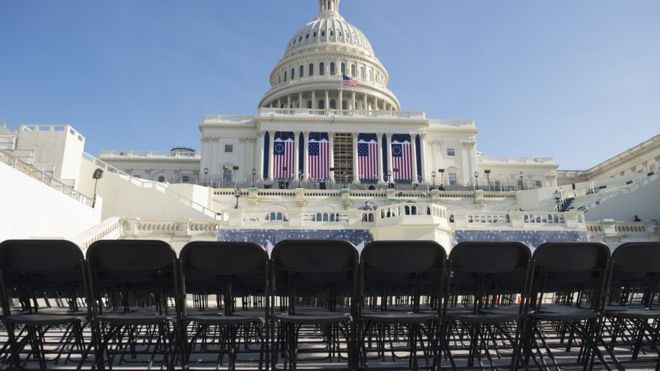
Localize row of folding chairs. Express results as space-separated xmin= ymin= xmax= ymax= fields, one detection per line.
xmin=0 ymin=239 xmax=658 ymax=370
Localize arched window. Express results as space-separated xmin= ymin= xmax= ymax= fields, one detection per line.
xmin=291 ymin=68 xmax=295 ymax=80
xmin=341 ymin=63 xmax=346 ymax=75
xmin=299 ymin=65 xmax=304 ymax=78
xmin=318 ymin=100 xmax=325 ymax=109
xmin=309 ymin=63 xmax=314 ymax=76
xmin=330 ymin=62 xmax=336 ymax=75
xmin=319 ymin=62 xmax=325 ymax=75
xmin=284 ymin=71 xmax=287 ymax=82
xmin=360 ymin=67 xmax=365 ymax=78
xmin=351 ymin=64 xmax=356 ymax=77
xmin=307 ymin=100 xmax=312 ymax=109
xmin=330 ymin=99 xmax=336 ymax=109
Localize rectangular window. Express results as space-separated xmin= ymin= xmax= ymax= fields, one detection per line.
xmin=535 ymin=180 xmax=543 ymax=188
xmin=446 ymin=148 xmax=456 ymax=157
xmin=181 ymin=175 xmax=190 ymax=183
xmin=448 ymin=173 xmax=457 ymax=186
xmin=224 ymin=144 xmax=234 ymax=153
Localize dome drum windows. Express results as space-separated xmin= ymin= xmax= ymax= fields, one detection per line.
xmin=309 ymin=63 xmax=314 ymax=76
xmin=330 ymin=62 xmax=336 ymax=75
xmin=320 ymin=62 xmax=325 ymax=75
xmin=299 ymin=65 xmax=304 ymax=78
xmin=291 ymin=68 xmax=295 ymax=80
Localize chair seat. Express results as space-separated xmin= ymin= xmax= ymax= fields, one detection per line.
xmin=449 ymin=305 xmax=522 ymax=323
xmin=529 ymin=304 xmax=599 ymax=320
xmin=186 ymin=313 xmax=264 ymax=325
xmin=6 ymin=313 xmax=84 ymax=325
xmin=275 ymin=311 xmax=351 ymax=324
xmin=362 ymin=311 xmax=437 ymax=323
xmin=605 ymin=305 xmax=660 ymax=319
xmin=98 ymin=312 xmax=173 ymax=325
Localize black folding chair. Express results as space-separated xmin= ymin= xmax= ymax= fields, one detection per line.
xmin=179 ymin=241 xmax=269 ymax=370
xmin=0 ymin=239 xmax=91 ymax=369
xmin=86 ymin=240 xmax=179 ymax=370
xmin=359 ymin=240 xmax=446 ymax=370
xmin=523 ymin=242 xmax=623 ymax=370
xmin=444 ymin=241 xmax=530 ymax=370
xmin=603 ymin=242 xmax=660 ymax=369
xmin=270 ymin=239 xmax=359 ymax=370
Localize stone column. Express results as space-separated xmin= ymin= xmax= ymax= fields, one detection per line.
xmin=294 ymin=131 xmax=300 ymax=182
xmin=339 ymin=89 xmax=343 ymax=110
xmin=377 ymin=133 xmax=385 ymax=183
xmin=257 ymin=131 xmax=265 ymax=180
xmin=312 ymin=91 xmax=317 ymax=109
xmin=352 ymin=133 xmax=360 ymax=183
xmin=328 ymin=132 xmax=335 ymax=182
xmin=419 ymin=134 xmax=426 ymax=182
xmin=351 ymin=91 xmax=356 ymax=110
xmin=268 ymin=130 xmax=275 ymax=181
xmin=298 ymin=92 xmax=303 ymax=109
xmin=386 ymin=133 xmax=393 ymax=181
xmin=325 ymin=90 xmax=330 ymax=110
xmin=303 ymin=131 xmax=310 ymax=180
xmin=410 ymin=133 xmax=418 ymax=183
xmin=363 ymin=94 xmax=368 ymax=111
xmin=287 ymin=95 xmax=291 ymax=109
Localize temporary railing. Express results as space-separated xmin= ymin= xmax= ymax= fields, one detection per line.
xmin=0 ymin=149 xmax=93 ymax=207
xmin=83 ymin=153 xmax=222 ymax=220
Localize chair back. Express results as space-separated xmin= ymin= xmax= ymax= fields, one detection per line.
xmin=86 ymin=240 xmax=177 ymax=314
xmin=271 ymin=240 xmax=358 ymax=313
xmin=180 ymin=241 xmax=268 ymax=313
xmin=530 ymin=242 xmax=610 ymax=310
xmin=449 ymin=242 xmax=530 ymax=311
xmin=0 ymin=240 xmax=86 ymax=314
xmin=361 ymin=241 xmax=446 ymax=311
xmin=607 ymin=242 xmax=660 ymax=308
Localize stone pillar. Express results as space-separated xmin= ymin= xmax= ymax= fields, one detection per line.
xmin=294 ymin=131 xmax=300 ymax=181
xmin=339 ymin=89 xmax=343 ymax=110
xmin=328 ymin=132 xmax=335 ymax=182
xmin=386 ymin=133 xmax=393 ymax=181
xmin=268 ymin=130 xmax=275 ymax=181
xmin=325 ymin=90 xmax=330 ymax=110
xmin=303 ymin=131 xmax=310 ymax=180
xmin=352 ymin=133 xmax=360 ymax=183
xmin=312 ymin=91 xmax=317 ymax=109
xmin=418 ymin=134 xmax=426 ymax=182
xmin=287 ymin=95 xmax=291 ymax=109
xmin=363 ymin=94 xmax=368 ymax=111
xmin=257 ymin=131 xmax=265 ymax=180
xmin=377 ymin=133 xmax=385 ymax=183
xmin=410 ymin=133 xmax=418 ymax=183
xmin=351 ymin=91 xmax=356 ymax=110
xmin=298 ymin=92 xmax=303 ymax=109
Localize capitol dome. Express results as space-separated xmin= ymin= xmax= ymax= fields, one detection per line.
xmin=259 ymin=0 xmax=400 ymax=113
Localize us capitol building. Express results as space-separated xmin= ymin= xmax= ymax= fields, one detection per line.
xmin=1 ymin=0 xmax=658 ymax=250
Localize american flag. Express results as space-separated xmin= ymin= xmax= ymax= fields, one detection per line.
xmin=308 ymin=132 xmax=329 ymax=180
xmin=391 ymin=134 xmax=412 ymax=181
xmin=273 ymin=131 xmax=295 ymax=179
xmin=343 ymin=74 xmax=358 ymax=87
xmin=358 ymin=134 xmax=378 ymax=180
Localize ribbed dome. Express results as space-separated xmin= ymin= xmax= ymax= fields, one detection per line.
xmin=284 ymin=13 xmax=375 ymax=59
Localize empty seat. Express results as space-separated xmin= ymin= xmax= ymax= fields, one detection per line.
xmin=86 ymin=240 xmax=178 ymax=370
xmin=271 ymin=239 xmax=359 ymax=370
xmin=603 ymin=242 xmax=660 ymax=367
xmin=179 ymin=241 xmax=269 ymax=370
xmin=524 ymin=242 xmax=622 ymax=370
xmin=446 ymin=241 xmax=530 ymax=369
xmin=359 ymin=240 xmax=446 ymax=370
xmin=0 ymin=240 xmax=90 ymax=369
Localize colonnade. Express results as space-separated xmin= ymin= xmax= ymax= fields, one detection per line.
xmin=267 ymin=89 xmax=396 ymax=112
xmin=256 ymin=131 xmax=425 ymax=184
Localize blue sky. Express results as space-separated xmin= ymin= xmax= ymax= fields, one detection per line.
xmin=1 ymin=0 xmax=658 ymax=169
